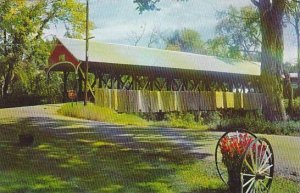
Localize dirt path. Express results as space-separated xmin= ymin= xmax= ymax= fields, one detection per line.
xmin=1 ymin=104 xmax=299 ymax=182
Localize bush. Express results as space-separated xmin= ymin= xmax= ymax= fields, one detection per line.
xmin=217 ymin=115 xmax=300 ymax=136
xmin=59 ymin=103 xmax=149 ymax=127
xmin=59 ymin=103 xmax=210 ymax=130
xmin=0 ymin=94 xmax=47 ymax=108
xmin=201 ymin=111 xmax=222 ymax=128
xmin=162 ymin=112 xmax=208 ymax=130
xmin=284 ymin=97 xmax=300 ymax=119
xmin=165 ymin=112 xmax=196 ymax=123
xmin=59 ymin=103 xmax=300 ymax=135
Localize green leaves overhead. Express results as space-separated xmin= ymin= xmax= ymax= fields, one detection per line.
xmin=215 ymin=6 xmax=261 ymax=61
xmin=133 ymin=0 xmax=187 ymax=14
xmin=165 ymin=29 xmax=205 ymax=54
xmin=0 ymin=0 xmax=88 ymax=98
xmin=134 ymin=0 xmax=161 ymax=14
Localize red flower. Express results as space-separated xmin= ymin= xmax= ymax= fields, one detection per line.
xmin=220 ymin=132 xmax=255 ymax=170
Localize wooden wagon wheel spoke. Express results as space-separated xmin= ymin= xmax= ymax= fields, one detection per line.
xmin=258 ymin=142 xmax=265 ymax=166
xmin=254 ymin=181 xmax=261 ymax=193
xmin=258 ymin=152 xmax=272 ymax=172
xmin=259 ymin=164 xmax=274 ymax=174
xmin=245 ymin=178 xmax=255 ymax=193
xmin=244 ymin=159 xmax=255 ymax=174
xmin=256 ymin=181 xmax=263 ymax=192
xmin=259 ymin=144 xmax=269 ymax=165
xmin=241 ymin=173 xmax=256 ymax=177
xmin=255 ymin=140 xmax=259 ymax=169
xmin=255 ymin=182 xmax=260 ymax=193
xmin=258 ymin=180 xmax=268 ymax=190
xmin=264 ymin=175 xmax=272 ymax=179
xmin=250 ymin=147 xmax=256 ymax=171
xmin=241 ymin=138 xmax=274 ymax=193
xmin=243 ymin=176 xmax=255 ymax=187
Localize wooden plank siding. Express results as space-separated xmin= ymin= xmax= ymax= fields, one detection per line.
xmin=95 ymin=88 xmax=264 ymax=113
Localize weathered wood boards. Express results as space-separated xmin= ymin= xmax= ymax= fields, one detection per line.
xmin=95 ymin=88 xmax=264 ymax=113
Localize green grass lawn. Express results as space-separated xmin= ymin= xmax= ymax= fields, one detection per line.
xmin=0 ymin=117 xmax=223 ymax=193
xmin=0 ymin=111 xmax=299 ymax=193
xmin=59 ymin=103 xmax=300 ymax=173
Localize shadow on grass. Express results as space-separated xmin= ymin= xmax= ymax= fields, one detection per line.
xmin=0 ymin=116 xmax=225 ymax=193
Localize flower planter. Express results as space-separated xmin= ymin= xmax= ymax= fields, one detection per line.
xmin=228 ymin=169 xmax=241 ymax=193
xmin=216 ymin=131 xmax=255 ymax=193
xmin=215 ymin=130 xmax=275 ymax=193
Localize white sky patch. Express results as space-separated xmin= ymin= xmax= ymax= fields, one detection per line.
xmin=284 ymin=25 xmax=298 ymax=63
xmin=46 ymin=0 xmax=297 ymax=63
xmin=44 ymin=23 xmax=66 ymax=39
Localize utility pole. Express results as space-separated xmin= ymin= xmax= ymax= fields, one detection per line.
xmin=296 ymin=14 xmax=300 ymax=98
xmin=84 ymin=0 xmax=89 ymax=106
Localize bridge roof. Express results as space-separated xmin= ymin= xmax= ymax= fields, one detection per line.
xmin=49 ymin=37 xmax=260 ymax=77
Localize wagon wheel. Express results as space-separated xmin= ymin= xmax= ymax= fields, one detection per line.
xmin=240 ymin=138 xmax=274 ymax=193
xmin=215 ymin=129 xmax=257 ymax=185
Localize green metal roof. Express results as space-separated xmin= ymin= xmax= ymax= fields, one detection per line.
xmin=58 ymin=37 xmax=261 ymax=76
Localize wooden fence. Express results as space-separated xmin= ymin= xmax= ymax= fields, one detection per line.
xmin=95 ymin=88 xmax=264 ymax=113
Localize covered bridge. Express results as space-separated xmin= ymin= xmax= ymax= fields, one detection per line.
xmin=48 ymin=38 xmax=263 ymax=112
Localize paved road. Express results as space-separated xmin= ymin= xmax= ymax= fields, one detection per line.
xmin=0 ymin=104 xmax=299 ymax=182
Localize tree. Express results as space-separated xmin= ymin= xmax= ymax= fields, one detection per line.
xmin=165 ymin=28 xmax=205 ymax=54
xmin=285 ymin=0 xmax=300 ymax=96
xmin=251 ymin=0 xmax=287 ymax=121
xmin=134 ymin=0 xmax=289 ymax=121
xmin=205 ymin=36 xmax=246 ymax=59
xmin=147 ymin=26 xmax=164 ymax=48
xmin=134 ymin=0 xmax=186 ymax=14
xmin=283 ymin=70 xmax=293 ymax=114
xmin=127 ymin=24 xmax=163 ymax=48
xmin=127 ymin=24 xmax=147 ymax=46
xmin=215 ymin=6 xmax=261 ymax=61
xmin=283 ymin=62 xmax=298 ymax=72
xmin=0 ymin=0 xmax=87 ymax=99
xmin=134 ymin=0 xmax=162 ymax=14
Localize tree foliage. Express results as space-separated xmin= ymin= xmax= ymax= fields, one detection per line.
xmin=133 ymin=1 xmax=261 ymax=61
xmin=165 ymin=29 xmax=205 ymax=54
xmin=205 ymin=36 xmax=243 ymax=59
xmin=215 ymin=6 xmax=261 ymax=61
xmin=134 ymin=0 xmax=161 ymax=13
xmin=0 ymin=0 xmax=87 ymax=103
xmin=127 ymin=24 xmax=163 ymax=48
xmin=134 ymin=0 xmax=187 ymax=14
xmin=134 ymin=0 xmax=289 ymax=121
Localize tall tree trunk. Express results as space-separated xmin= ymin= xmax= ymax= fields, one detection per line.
xmin=1 ymin=30 xmax=9 ymax=98
xmin=256 ymin=0 xmax=287 ymax=121
xmin=284 ymin=71 xmax=293 ymax=114
xmin=2 ymin=64 xmax=14 ymax=98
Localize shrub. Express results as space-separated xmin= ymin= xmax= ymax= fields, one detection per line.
xmin=165 ymin=112 xmax=197 ymax=123
xmin=162 ymin=112 xmax=207 ymax=130
xmin=59 ymin=103 xmax=300 ymax=135
xmin=201 ymin=111 xmax=222 ymax=128
xmin=58 ymin=103 xmax=149 ymax=127
xmin=217 ymin=115 xmax=300 ymax=136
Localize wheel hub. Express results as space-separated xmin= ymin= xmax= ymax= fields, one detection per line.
xmin=255 ymin=173 xmax=266 ymax=180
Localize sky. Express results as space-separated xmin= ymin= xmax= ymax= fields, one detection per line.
xmin=46 ymin=0 xmax=297 ymax=63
